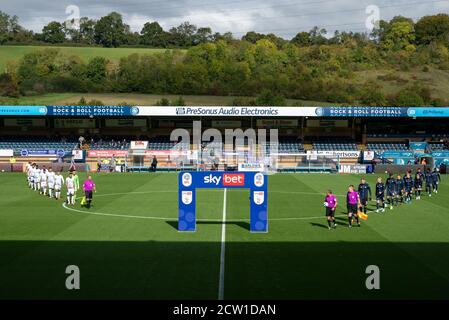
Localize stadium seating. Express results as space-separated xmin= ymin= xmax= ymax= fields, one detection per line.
xmin=89 ymin=139 xmax=130 ymax=150
xmin=428 ymin=143 xmax=445 ymax=151
xmin=86 ymin=136 xmax=183 ymax=150
xmin=0 ymin=136 xmax=78 ymax=155
xmin=147 ymin=136 xmax=182 ymax=150
xmin=366 ymin=143 xmax=409 ymax=153
xmin=311 ymin=137 xmax=357 ymax=151
xmin=262 ymin=138 xmax=304 ymax=154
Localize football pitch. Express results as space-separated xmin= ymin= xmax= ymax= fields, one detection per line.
xmin=1 ymin=172 xmax=449 ymax=300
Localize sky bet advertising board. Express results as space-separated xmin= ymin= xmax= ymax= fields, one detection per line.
xmin=178 ymin=171 xmax=268 ymax=233
xmin=2 ymin=106 xmax=449 ymax=118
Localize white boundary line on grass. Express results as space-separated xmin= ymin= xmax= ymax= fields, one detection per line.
xmin=218 ymin=188 xmax=227 ymax=300
xmin=61 ymin=190 xmax=373 ymax=222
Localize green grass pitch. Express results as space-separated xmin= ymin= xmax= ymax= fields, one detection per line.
xmin=0 ymin=172 xmax=448 ymax=300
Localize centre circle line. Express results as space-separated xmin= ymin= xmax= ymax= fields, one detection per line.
xmin=61 ymin=189 xmax=356 ymax=222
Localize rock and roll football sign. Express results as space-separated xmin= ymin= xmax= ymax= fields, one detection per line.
xmin=178 ymin=171 xmax=268 ymax=233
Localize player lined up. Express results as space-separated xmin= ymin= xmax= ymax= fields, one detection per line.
xmin=26 ymin=162 xmax=80 ymax=206
xmin=324 ymin=168 xmax=441 ymax=230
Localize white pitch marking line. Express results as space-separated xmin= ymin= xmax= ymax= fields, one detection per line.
xmin=61 ymin=190 xmax=379 ymax=222
xmin=218 ymin=188 xmax=227 ymax=301
xmin=62 ymin=202 xmax=175 ymax=221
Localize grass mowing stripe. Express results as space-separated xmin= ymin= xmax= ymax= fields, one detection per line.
xmin=218 ymin=188 xmax=227 ymax=300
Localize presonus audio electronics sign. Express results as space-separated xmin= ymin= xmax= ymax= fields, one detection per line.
xmin=178 ymin=171 xmax=268 ymax=233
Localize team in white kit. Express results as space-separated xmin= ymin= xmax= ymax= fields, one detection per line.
xmin=26 ymin=162 xmax=78 ymax=206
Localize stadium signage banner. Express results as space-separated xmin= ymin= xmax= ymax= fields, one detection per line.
xmin=382 ymin=151 xmax=414 ymax=158
xmin=72 ymin=150 xmax=85 ymax=161
xmin=306 ymin=150 xmax=318 ymax=160
xmin=3 ymin=106 xmax=449 ymax=118
xmin=433 ymin=152 xmax=449 ymax=166
xmin=87 ymin=150 xmax=129 ymax=157
xmin=316 ymin=107 xmax=409 ymax=117
xmin=0 ymin=106 xmax=48 ymax=116
xmin=363 ymin=151 xmax=375 ymax=161
xmin=137 ymin=106 xmax=318 ymax=117
xmin=339 ymin=164 xmax=368 ymax=174
xmin=146 ymin=150 xmax=194 ymax=157
xmin=48 ymin=106 xmax=133 ymax=117
xmin=432 ymin=151 xmax=449 ymax=157
xmin=317 ymin=151 xmax=360 ymax=158
xmin=20 ymin=149 xmax=65 ymax=157
xmin=0 ymin=149 xmax=14 ymax=157
xmin=409 ymin=142 xmax=427 ymax=153
xmin=238 ymin=163 xmax=265 ymax=172
xmin=408 ymin=107 xmax=449 ymax=117
xmin=130 ymin=141 xmax=149 ymax=150
xmin=178 ymin=171 xmax=268 ymax=232
xmin=381 ymin=151 xmax=415 ymax=165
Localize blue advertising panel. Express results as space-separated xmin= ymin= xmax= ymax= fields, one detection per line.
xmin=21 ymin=149 xmax=65 ymax=157
xmin=178 ymin=171 xmax=268 ymax=233
xmin=382 ymin=151 xmax=414 ymax=158
xmin=0 ymin=106 xmax=48 ymax=116
xmin=316 ymin=107 xmax=409 ymax=117
xmin=408 ymin=108 xmax=449 ymax=118
xmin=47 ymin=106 xmax=135 ymax=117
xmin=381 ymin=151 xmax=415 ymax=165
xmin=432 ymin=151 xmax=449 ymax=158
xmin=409 ymin=142 xmax=428 ymax=153
xmin=432 ymin=151 xmax=449 ymax=167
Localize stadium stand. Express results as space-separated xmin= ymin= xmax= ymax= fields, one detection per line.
xmin=147 ymin=136 xmax=178 ymax=150
xmin=278 ymin=138 xmax=304 ymax=153
xmin=88 ymin=138 xmax=131 ymax=150
xmin=428 ymin=143 xmax=445 ymax=151
xmin=0 ymin=136 xmax=78 ymax=155
xmin=310 ymin=137 xmax=357 ymax=151
xmin=77 ymin=136 xmax=184 ymax=151
xmin=366 ymin=142 xmax=409 ymax=153
xmin=261 ymin=138 xmax=304 ymax=154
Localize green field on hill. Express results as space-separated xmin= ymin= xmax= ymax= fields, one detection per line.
xmin=0 ymin=45 xmax=172 ymax=71
xmin=1 ymin=172 xmax=448 ymax=299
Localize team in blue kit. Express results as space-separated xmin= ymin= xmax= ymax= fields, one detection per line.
xmin=414 ymin=168 xmax=424 ymax=200
xmin=342 ymin=168 xmax=442 ymax=216
xmin=358 ymin=178 xmax=372 ymax=215
xmin=395 ymin=174 xmax=404 ymax=206
xmin=375 ymin=177 xmax=386 ymax=213
xmin=403 ymin=172 xmax=414 ymax=203
xmin=386 ymin=173 xmax=397 ymax=210
xmin=432 ymin=168 xmax=441 ymax=194
xmin=324 ymin=167 xmax=442 ymax=231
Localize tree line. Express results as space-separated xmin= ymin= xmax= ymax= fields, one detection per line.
xmin=0 ymin=11 xmax=232 ymax=48
xmin=1 ymin=11 xmax=449 ymax=49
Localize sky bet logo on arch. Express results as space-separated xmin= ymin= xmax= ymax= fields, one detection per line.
xmin=203 ymin=173 xmax=245 ymax=187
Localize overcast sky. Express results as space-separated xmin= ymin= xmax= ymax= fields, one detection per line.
xmin=2 ymin=0 xmax=449 ymax=39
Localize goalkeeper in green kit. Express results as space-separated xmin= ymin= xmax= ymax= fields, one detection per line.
xmin=72 ymin=170 xmax=80 ymax=195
